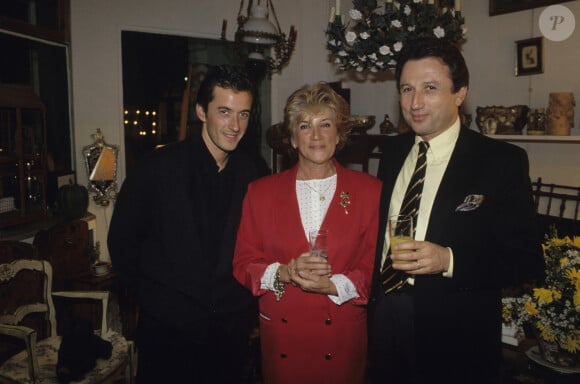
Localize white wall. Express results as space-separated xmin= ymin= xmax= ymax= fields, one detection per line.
xmin=70 ymin=1 xmax=580 ymax=259
xmin=339 ymin=1 xmax=580 ymax=184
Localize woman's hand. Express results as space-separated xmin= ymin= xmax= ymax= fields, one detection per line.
xmin=287 ymin=252 xmax=337 ymax=295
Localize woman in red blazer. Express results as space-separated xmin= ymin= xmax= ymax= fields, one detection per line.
xmin=233 ymin=82 xmax=381 ymax=384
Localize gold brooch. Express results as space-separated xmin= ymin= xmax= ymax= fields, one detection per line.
xmin=340 ymin=191 xmax=350 ymax=215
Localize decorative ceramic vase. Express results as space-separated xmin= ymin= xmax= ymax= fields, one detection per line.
xmin=57 ymin=182 xmax=89 ymax=220
xmin=475 ymin=105 xmax=529 ymax=135
xmin=379 ymin=114 xmax=396 ymax=135
xmin=535 ymin=332 xmax=579 ymax=367
xmin=527 ymin=108 xmax=547 ymax=135
xmin=547 ymin=92 xmax=575 ymax=136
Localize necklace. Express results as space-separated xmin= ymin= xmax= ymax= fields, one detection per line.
xmin=301 ymin=177 xmax=335 ymax=202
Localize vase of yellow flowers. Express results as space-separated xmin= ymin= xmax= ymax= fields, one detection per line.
xmin=502 ymin=228 xmax=580 ymax=367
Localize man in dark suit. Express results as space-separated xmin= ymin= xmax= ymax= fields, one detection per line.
xmin=108 ymin=65 xmax=260 ymax=383
xmin=368 ymin=38 xmax=545 ymax=384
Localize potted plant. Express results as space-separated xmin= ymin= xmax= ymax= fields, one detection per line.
xmin=502 ymin=228 xmax=580 ymax=367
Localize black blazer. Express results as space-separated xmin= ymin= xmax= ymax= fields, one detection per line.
xmin=369 ymin=127 xmax=545 ymax=380
xmin=108 ymin=135 xmax=258 ymax=336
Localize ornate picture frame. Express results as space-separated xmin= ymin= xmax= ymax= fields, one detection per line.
xmin=490 ymin=0 xmax=574 ymax=16
xmin=515 ymin=37 xmax=544 ymax=76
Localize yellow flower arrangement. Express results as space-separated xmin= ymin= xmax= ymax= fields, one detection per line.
xmin=502 ymin=230 xmax=580 ymax=357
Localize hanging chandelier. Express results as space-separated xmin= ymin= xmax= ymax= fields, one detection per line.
xmin=222 ymin=0 xmax=297 ymax=75
xmin=326 ymin=0 xmax=466 ymax=73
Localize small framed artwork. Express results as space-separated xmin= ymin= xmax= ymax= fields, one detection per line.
xmin=490 ymin=0 xmax=574 ymax=16
xmin=515 ymin=37 xmax=543 ymax=76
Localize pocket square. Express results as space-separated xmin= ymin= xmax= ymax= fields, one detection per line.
xmin=455 ymin=194 xmax=485 ymax=212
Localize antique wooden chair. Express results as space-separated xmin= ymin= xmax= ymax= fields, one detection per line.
xmin=532 ymin=177 xmax=580 ymax=237
xmin=0 ymin=259 xmax=134 ymax=384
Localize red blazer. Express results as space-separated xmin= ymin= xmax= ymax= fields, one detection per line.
xmin=233 ymin=160 xmax=381 ymax=384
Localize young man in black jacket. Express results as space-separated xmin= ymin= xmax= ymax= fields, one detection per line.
xmin=108 ymin=64 xmax=260 ymax=383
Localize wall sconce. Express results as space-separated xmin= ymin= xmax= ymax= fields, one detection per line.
xmin=221 ymin=0 xmax=297 ymax=75
xmin=82 ymin=129 xmax=119 ymax=207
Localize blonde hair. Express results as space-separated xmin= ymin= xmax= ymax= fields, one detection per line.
xmin=282 ymin=82 xmax=350 ymax=151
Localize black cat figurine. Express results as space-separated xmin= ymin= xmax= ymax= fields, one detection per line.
xmin=56 ymin=319 xmax=113 ymax=383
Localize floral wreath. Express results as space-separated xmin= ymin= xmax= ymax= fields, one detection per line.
xmin=326 ymin=0 xmax=467 ymax=72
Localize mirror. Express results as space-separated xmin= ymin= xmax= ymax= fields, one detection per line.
xmin=82 ymin=129 xmax=119 ymax=206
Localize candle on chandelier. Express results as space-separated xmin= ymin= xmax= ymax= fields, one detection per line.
xmin=336 ymin=0 xmax=340 ymax=16
xmin=329 ymin=6 xmax=335 ymax=22
xmin=455 ymin=0 xmax=461 ymax=11
xmin=427 ymin=0 xmax=434 ymax=4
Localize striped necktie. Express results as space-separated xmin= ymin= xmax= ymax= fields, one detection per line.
xmin=381 ymin=141 xmax=429 ymax=294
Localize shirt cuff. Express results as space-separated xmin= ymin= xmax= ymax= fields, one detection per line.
xmin=328 ymin=274 xmax=359 ymax=305
xmin=261 ymin=262 xmax=280 ymax=290
xmin=442 ymin=247 xmax=454 ymax=278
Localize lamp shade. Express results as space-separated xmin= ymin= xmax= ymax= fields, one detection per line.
xmin=241 ymin=4 xmax=278 ymax=45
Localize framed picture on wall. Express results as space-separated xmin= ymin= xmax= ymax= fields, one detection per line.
xmin=515 ymin=37 xmax=544 ymax=76
xmin=490 ymin=0 xmax=574 ymax=16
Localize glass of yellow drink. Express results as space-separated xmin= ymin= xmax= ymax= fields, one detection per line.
xmin=388 ymin=214 xmax=413 ymax=263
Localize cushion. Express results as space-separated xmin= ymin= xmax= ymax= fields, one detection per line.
xmin=0 ymin=332 xmax=128 ymax=383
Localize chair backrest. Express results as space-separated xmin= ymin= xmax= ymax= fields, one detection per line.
xmin=33 ymin=219 xmax=90 ymax=290
xmin=0 ymin=241 xmax=38 ymax=264
xmin=532 ymin=177 xmax=580 ymax=238
xmin=532 ymin=177 xmax=580 ymax=220
xmin=0 ymin=259 xmax=57 ymax=337
xmin=266 ymin=122 xmax=387 ymax=175
xmin=335 ymin=133 xmax=386 ymax=174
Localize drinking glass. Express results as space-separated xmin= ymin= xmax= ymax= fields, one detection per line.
xmin=388 ymin=214 xmax=413 ymax=264
xmin=309 ymin=229 xmax=329 ymax=259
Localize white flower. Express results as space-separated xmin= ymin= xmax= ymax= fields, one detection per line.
xmin=403 ymin=5 xmax=411 ymax=16
xmin=393 ymin=41 xmax=403 ymax=52
xmin=356 ymin=66 xmax=364 ymax=72
xmin=345 ymin=31 xmax=357 ymax=43
xmin=338 ymin=50 xmax=348 ymax=57
xmin=462 ymin=25 xmax=468 ymax=36
xmin=391 ymin=19 xmax=402 ymax=28
xmin=433 ymin=26 xmax=445 ymax=38
xmin=408 ymin=25 xmax=416 ymax=32
xmin=368 ymin=53 xmax=377 ymax=61
xmin=388 ymin=59 xmax=397 ymax=66
xmin=335 ymin=57 xmax=342 ymax=64
xmin=349 ymin=9 xmax=362 ymax=21
xmin=329 ymin=39 xmax=337 ymax=47
xmin=413 ymin=0 xmax=422 ymax=3
xmin=379 ymin=45 xmax=392 ymax=56
xmin=361 ymin=32 xmax=370 ymax=40
xmin=370 ymin=67 xmax=378 ymax=73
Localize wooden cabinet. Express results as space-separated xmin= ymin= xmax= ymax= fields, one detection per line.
xmin=0 ymin=84 xmax=48 ymax=228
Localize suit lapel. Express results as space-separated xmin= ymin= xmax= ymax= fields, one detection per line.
xmin=425 ymin=128 xmax=481 ymax=242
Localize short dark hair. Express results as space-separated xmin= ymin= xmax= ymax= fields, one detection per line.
xmin=395 ymin=38 xmax=469 ymax=93
xmin=196 ymin=65 xmax=256 ymax=112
